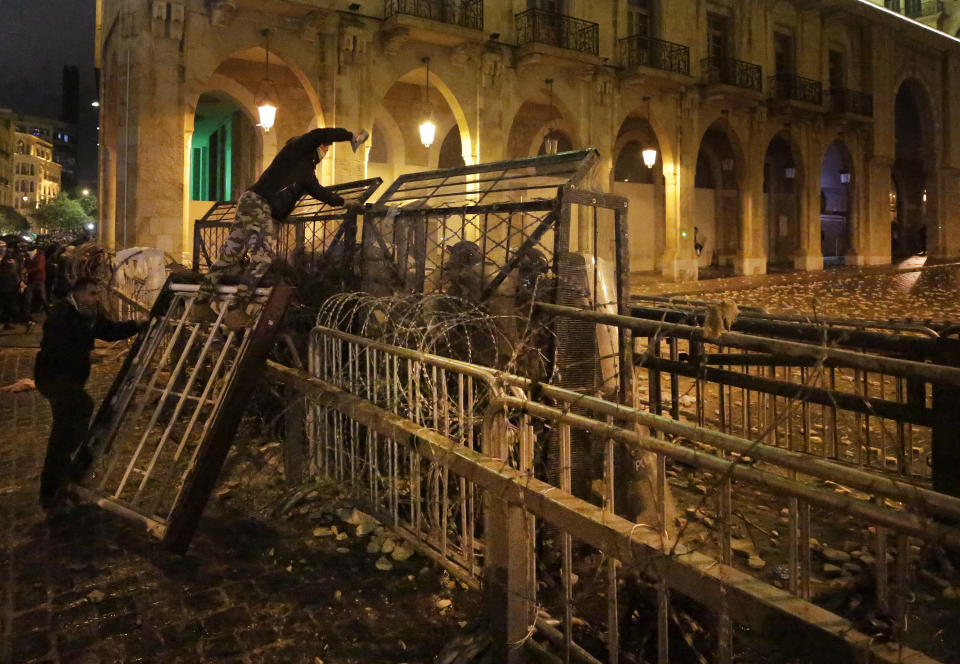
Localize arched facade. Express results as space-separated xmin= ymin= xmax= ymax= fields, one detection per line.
xmin=95 ymin=0 xmax=960 ymax=278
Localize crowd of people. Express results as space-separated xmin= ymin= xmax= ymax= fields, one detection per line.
xmin=0 ymin=233 xmax=92 ymax=332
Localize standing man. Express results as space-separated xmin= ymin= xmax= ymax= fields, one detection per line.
xmin=22 ymin=243 xmax=48 ymax=331
xmin=34 ymin=276 xmax=144 ymax=512
xmin=191 ymin=127 xmax=368 ymax=328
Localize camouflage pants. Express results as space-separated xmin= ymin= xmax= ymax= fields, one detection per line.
xmin=197 ymin=190 xmax=275 ymax=306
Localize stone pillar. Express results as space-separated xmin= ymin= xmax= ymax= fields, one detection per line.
xmin=794 ymin=126 xmax=823 ymax=271
xmin=181 ymin=128 xmax=193 ymax=263
xmin=661 ymin=97 xmax=698 ymax=282
xmin=861 ymin=155 xmax=894 ymax=265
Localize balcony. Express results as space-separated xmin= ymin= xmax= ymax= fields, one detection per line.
xmin=619 ymin=35 xmax=690 ymax=76
xmin=828 ymin=88 xmax=874 ymax=119
xmin=515 ymin=8 xmax=599 ymax=56
xmin=380 ymin=0 xmax=482 ymax=50
xmin=383 ymin=0 xmax=482 ymax=31
xmin=883 ymin=0 xmax=943 ymax=18
xmin=769 ymin=73 xmax=823 ymax=107
xmin=700 ymin=57 xmax=763 ymax=99
xmin=905 ymin=0 xmax=943 ymax=18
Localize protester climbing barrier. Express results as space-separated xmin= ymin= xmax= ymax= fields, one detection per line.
xmin=70 ymin=280 xmax=291 ymax=553
xmin=191 ymin=178 xmax=382 ymax=275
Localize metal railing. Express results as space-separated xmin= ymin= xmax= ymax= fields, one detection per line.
xmin=700 ymin=56 xmax=763 ymax=91
xmin=769 ymin=72 xmax=823 ymax=105
xmin=515 ymin=8 xmax=599 ymax=56
xmin=384 ymin=0 xmax=483 ymax=31
xmin=261 ymin=315 xmax=960 ymax=663
xmin=829 ymin=87 xmax=874 ymax=116
xmin=619 ymin=34 xmax=690 ymax=75
xmin=905 ymin=0 xmax=943 ymax=17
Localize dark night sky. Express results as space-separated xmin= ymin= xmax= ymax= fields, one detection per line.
xmin=0 ymin=0 xmax=99 ymax=185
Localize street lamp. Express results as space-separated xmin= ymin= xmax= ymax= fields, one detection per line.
xmin=542 ymin=79 xmax=562 ymax=155
xmin=255 ymin=29 xmax=279 ymax=132
xmin=91 ymin=101 xmax=100 ymax=108
xmin=81 ymin=188 xmax=90 ymax=196
xmin=418 ymin=57 xmax=436 ymax=148
xmin=642 ymin=147 xmax=658 ymax=168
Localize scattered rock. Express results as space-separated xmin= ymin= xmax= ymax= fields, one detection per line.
xmin=381 ymin=538 xmax=396 ymax=554
xmin=336 ymin=547 xmax=350 ymax=554
xmin=391 ymin=543 xmax=414 ymax=561
xmin=747 ymin=556 xmax=766 ymax=570
xmin=730 ymin=538 xmax=756 ymax=559
xmin=842 ymin=562 xmax=861 ymax=575
xmin=820 ymin=548 xmax=851 ymax=564
xmin=336 ymin=532 xmax=349 ymax=541
xmin=375 ymin=557 xmax=394 ymax=571
xmin=86 ymin=589 xmax=105 ymax=603
xmin=436 ymin=599 xmax=452 ymax=609
xmin=356 ymin=514 xmax=380 ymax=537
xmin=334 ymin=590 xmax=342 ymax=601
xmin=313 ymin=527 xmax=334 ymax=537
xmin=822 ymin=564 xmax=843 ymax=578
xmin=367 ymin=537 xmax=384 ymax=554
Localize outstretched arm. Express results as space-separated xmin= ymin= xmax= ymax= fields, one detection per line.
xmin=301 ymin=128 xmax=353 ymax=152
xmin=303 ymin=172 xmax=345 ymax=207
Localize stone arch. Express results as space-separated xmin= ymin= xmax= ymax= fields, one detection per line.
xmin=819 ymin=139 xmax=854 ymax=264
xmin=763 ymin=130 xmax=804 ymax=269
xmin=611 ymin=112 xmax=667 ymax=273
xmin=893 ymin=76 xmax=939 ymax=256
xmin=374 ymin=65 xmax=474 ymax=173
xmin=506 ymin=81 xmax=585 ymax=160
xmin=694 ymin=118 xmax=746 ymax=274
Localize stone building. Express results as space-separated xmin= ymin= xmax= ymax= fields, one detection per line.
xmin=14 ymin=114 xmax=79 ymax=191
xmin=0 ymin=109 xmax=14 ymax=209
xmin=95 ymin=0 xmax=960 ymax=279
xmin=14 ymin=132 xmax=62 ymax=213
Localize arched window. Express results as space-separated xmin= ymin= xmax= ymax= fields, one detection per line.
xmin=613 ymin=140 xmax=654 ymax=184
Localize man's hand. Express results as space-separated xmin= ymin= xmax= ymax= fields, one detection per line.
xmin=344 ymin=200 xmax=362 ymax=213
xmin=329 ymin=194 xmax=345 ymax=207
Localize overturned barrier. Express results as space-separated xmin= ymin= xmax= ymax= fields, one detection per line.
xmin=71 ymin=281 xmax=291 ymax=553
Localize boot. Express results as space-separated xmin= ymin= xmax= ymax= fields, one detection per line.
xmin=222 ymin=307 xmax=251 ymax=332
xmin=187 ymin=301 xmax=218 ymax=325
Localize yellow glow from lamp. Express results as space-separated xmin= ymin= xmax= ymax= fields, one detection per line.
xmin=419 ymin=119 xmax=436 ymax=148
xmin=257 ymin=101 xmax=278 ymax=132
xmin=642 ymin=147 xmax=658 ymax=168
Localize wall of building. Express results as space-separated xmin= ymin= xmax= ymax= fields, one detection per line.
xmin=14 ymin=132 xmax=62 ymax=214
xmin=94 ymin=0 xmax=960 ymax=278
xmin=0 ymin=110 xmax=13 ymax=208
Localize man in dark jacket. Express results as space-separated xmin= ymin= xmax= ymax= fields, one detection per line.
xmin=192 ymin=127 xmax=368 ymax=328
xmin=22 ymin=244 xmax=48 ymax=330
xmin=34 ymin=276 xmax=143 ymax=511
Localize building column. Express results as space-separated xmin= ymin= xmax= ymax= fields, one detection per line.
xmin=737 ymin=147 xmax=767 ymax=275
xmin=859 ymin=154 xmax=894 ymax=265
xmin=181 ymin=129 xmax=194 ymax=263
xmin=939 ymin=167 xmax=960 ymax=259
xmin=661 ymin=125 xmax=698 ymax=282
xmin=794 ymin=129 xmax=824 ymax=271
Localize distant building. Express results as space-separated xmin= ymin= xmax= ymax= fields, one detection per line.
xmin=15 ymin=114 xmax=78 ymax=190
xmin=0 ymin=109 xmax=13 ymax=208
xmin=14 ymin=132 xmax=62 ymax=213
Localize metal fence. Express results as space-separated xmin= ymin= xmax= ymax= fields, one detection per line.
xmin=619 ymin=35 xmax=690 ymax=76
xmin=384 ymin=0 xmax=483 ymax=30
xmin=829 ymin=87 xmax=874 ymax=116
xmin=191 ymin=178 xmax=382 ymax=274
xmin=263 ymin=304 xmax=960 ymax=663
xmin=624 ymin=300 xmax=960 ymax=497
xmin=700 ymin=57 xmax=763 ymax=91
xmin=769 ymin=72 xmax=823 ymax=105
xmin=515 ymin=8 xmax=600 ymax=55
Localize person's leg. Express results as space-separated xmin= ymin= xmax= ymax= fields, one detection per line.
xmin=192 ymin=211 xmax=254 ymax=322
xmin=40 ymin=383 xmax=94 ymax=507
xmin=223 ymin=193 xmax=276 ymax=328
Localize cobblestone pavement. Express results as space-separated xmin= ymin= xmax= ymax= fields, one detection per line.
xmin=0 ymin=342 xmax=478 ymax=664
xmin=633 ymin=257 xmax=960 ymax=323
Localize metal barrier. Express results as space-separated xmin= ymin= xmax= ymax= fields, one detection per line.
xmin=191 ymin=178 xmax=382 ymax=273
xmin=621 ymin=301 xmax=960 ymax=495
xmin=262 ymin=317 xmax=960 ymax=663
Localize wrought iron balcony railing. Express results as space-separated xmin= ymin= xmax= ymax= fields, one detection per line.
xmin=905 ymin=0 xmax=943 ymax=17
xmin=700 ymin=57 xmax=763 ymax=91
xmin=515 ymin=8 xmax=599 ymax=56
xmin=619 ymin=35 xmax=690 ymax=76
xmin=829 ymin=88 xmax=874 ymax=116
xmin=384 ymin=0 xmax=483 ymax=31
xmin=769 ymin=72 xmax=823 ymax=105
